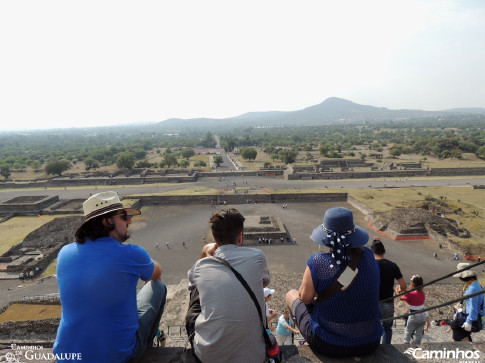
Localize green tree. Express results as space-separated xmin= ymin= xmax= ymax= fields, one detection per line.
xmin=181 ymin=148 xmax=195 ymax=159
xmin=133 ymin=148 xmax=147 ymax=160
xmin=278 ymin=149 xmax=298 ymax=164
xmin=31 ymin=160 xmax=42 ymax=172
xmin=194 ymin=160 xmax=207 ymax=167
xmin=477 ymin=145 xmax=485 ymax=159
xmin=214 ymin=155 xmax=223 ymax=166
xmin=319 ymin=143 xmax=333 ymax=156
xmin=135 ymin=160 xmax=152 ymax=168
xmin=389 ymin=148 xmax=401 ymax=158
xmin=164 ymin=154 xmax=178 ymax=167
xmin=45 ymin=159 xmax=72 ymax=176
xmin=202 ymin=132 xmax=216 ymax=148
xmin=241 ymin=147 xmax=257 ymax=161
xmin=179 ymin=159 xmax=190 ymax=168
xmin=84 ymin=157 xmax=99 ymax=170
xmin=116 ymin=152 xmax=136 ymax=169
xmin=1 ymin=166 xmax=11 ymax=179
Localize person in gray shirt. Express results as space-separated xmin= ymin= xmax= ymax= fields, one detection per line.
xmin=188 ymin=208 xmax=270 ymax=363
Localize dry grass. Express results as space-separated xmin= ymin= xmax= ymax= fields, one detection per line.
xmin=272 ymin=185 xmax=485 ymax=253
xmin=349 ymin=186 xmax=484 ymax=253
xmin=41 ymin=258 xmax=57 ymax=277
xmin=0 ymin=303 xmax=61 ymax=322
xmin=0 ymin=215 xmax=66 ymax=256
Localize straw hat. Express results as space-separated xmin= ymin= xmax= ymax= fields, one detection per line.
xmin=76 ymin=191 xmax=140 ymax=233
xmin=453 ymin=263 xmax=477 ymax=278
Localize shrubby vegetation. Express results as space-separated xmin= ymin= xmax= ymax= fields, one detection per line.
xmin=0 ymin=117 xmax=483 ymax=177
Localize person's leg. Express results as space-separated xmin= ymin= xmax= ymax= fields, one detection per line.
xmin=283 ymin=334 xmax=293 ymax=345
xmin=129 ymin=280 xmax=167 ymax=362
xmin=379 ymin=302 xmax=394 ymax=344
xmin=404 ymin=316 xmax=417 ymax=344
xmin=413 ymin=321 xmax=426 ymax=345
xmin=286 ymin=290 xmax=315 ymax=345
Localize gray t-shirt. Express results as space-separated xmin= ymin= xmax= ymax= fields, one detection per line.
xmin=188 ymin=244 xmax=270 ymax=363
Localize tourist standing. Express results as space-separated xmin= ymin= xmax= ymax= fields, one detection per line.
xmin=371 ymin=238 xmax=407 ymax=344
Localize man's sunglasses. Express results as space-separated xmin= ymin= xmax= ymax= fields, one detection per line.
xmin=112 ymin=211 xmax=133 ymax=221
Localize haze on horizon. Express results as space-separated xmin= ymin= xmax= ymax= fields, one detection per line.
xmin=1 ymin=0 xmax=484 ymax=132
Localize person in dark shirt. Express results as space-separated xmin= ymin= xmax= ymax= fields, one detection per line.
xmin=371 ymin=238 xmax=407 ymax=344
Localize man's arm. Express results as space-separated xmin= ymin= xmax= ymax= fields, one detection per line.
xmin=396 ymin=277 xmax=407 ymax=294
xmin=147 ymin=260 xmax=162 ymax=282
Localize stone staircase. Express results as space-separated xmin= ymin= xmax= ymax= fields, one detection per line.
xmin=1 ymin=281 xmax=484 ymax=362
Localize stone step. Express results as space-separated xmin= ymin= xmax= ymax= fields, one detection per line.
xmin=1 ymin=341 xmax=483 ymax=362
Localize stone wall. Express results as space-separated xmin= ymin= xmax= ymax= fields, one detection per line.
xmin=0 ymin=196 xmax=59 ymax=214
xmin=288 ymin=170 xmax=430 ymax=180
xmin=429 ymin=167 xmax=485 ymax=176
xmin=131 ymin=192 xmax=347 ymax=206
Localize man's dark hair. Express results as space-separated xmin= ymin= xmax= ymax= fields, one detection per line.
xmin=75 ymin=211 xmax=117 ymax=244
xmin=370 ymin=239 xmax=385 ymax=255
xmin=210 ymin=208 xmax=245 ymax=245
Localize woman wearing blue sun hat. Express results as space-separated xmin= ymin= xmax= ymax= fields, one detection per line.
xmin=285 ymin=207 xmax=382 ymax=357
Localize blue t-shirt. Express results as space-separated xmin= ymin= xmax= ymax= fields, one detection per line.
xmin=53 ymin=237 xmax=154 ymax=363
xmin=275 ymin=314 xmax=294 ymax=337
xmin=307 ymin=247 xmax=383 ymax=346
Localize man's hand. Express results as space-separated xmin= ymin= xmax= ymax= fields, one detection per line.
xmin=462 ymin=322 xmax=472 ymax=332
xmin=200 ymin=242 xmax=217 ymax=259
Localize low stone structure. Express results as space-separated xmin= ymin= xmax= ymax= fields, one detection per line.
xmin=243 ymin=215 xmax=288 ymax=243
xmin=0 ymin=196 xmax=59 ymax=215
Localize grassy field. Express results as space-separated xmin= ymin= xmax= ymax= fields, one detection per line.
xmin=0 ymin=215 xmax=70 ymax=256
xmin=272 ymin=185 xmax=485 ymax=254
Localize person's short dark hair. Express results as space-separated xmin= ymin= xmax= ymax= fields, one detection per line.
xmin=210 ymin=208 xmax=245 ymax=245
xmin=75 ymin=211 xmax=117 ymax=244
xmin=370 ymin=239 xmax=385 ymax=255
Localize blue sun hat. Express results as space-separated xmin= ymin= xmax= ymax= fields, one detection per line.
xmin=310 ymin=207 xmax=369 ymax=267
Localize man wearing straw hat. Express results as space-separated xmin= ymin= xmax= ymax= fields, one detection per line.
xmin=54 ymin=191 xmax=166 ymax=362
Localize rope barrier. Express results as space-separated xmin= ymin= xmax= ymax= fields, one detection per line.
xmin=381 ymin=289 xmax=485 ymax=322
xmin=380 ymin=259 xmax=485 ymax=303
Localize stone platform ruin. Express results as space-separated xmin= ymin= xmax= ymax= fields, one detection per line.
xmin=242 ymin=214 xmax=289 ymax=244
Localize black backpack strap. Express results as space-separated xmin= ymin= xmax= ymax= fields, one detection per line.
xmin=314 ymin=247 xmax=362 ymax=303
xmin=212 ymin=256 xmax=272 ymax=347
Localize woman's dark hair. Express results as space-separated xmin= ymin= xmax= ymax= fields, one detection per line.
xmin=459 ymin=276 xmax=477 ymax=282
xmin=75 ymin=211 xmax=117 ymax=244
xmin=411 ymin=275 xmax=424 ymax=291
xmin=210 ymin=208 xmax=245 ymax=245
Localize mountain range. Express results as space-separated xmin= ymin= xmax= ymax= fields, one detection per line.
xmin=158 ymin=97 xmax=485 ymax=130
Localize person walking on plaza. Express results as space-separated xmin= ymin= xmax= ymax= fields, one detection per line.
xmin=286 ymin=207 xmax=382 ymax=358
xmin=187 ymin=208 xmax=270 ymax=363
xmin=371 ymin=238 xmax=407 ymax=344
xmin=54 ymin=191 xmax=166 ymax=363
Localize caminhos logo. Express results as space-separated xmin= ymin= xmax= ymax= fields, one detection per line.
xmin=404 ymin=347 xmax=481 ymax=361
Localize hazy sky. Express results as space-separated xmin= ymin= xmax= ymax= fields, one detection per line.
xmin=1 ymin=0 xmax=484 ymax=131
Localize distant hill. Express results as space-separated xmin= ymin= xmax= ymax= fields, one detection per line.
xmin=156 ymin=97 xmax=485 ymax=131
